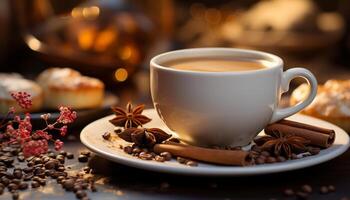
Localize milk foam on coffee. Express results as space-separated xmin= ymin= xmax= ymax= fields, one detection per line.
xmin=164 ymin=57 xmax=271 ymax=72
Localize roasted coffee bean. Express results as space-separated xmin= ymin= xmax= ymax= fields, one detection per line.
xmin=1 ymin=177 xmax=10 ymax=186
xmin=44 ymin=160 xmax=57 ymax=169
xmin=78 ymin=155 xmax=88 ymax=163
xmin=328 ymin=185 xmax=336 ymax=192
xmin=91 ymin=184 xmax=97 ymax=192
xmin=155 ymin=155 xmax=165 ymax=162
xmin=301 ymin=184 xmax=313 ymax=193
xmin=83 ymin=167 xmax=91 ymax=173
xmin=276 ymin=156 xmax=286 ymax=162
xmin=27 ymin=162 xmax=34 ymax=167
xmin=320 ymin=186 xmax=329 ymax=194
xmin=57 ymin=166 xmax=65 ymax=172
xmin=307 ymin=147 xmax=321 ymax=155
xmin=48 ymin=153 xmax=56 ymax=158
xmin=283 ymin=188 xmax=294 ymax=196
xmin=63 ymin=179 xmax=75 ymax=191
xmin=57 ymin=176 xmax=65 ymax=184
xmin=23 ymin=173 xmax=34 ymax=181
xmin=7 ymin=183 xmax=18 ymax=191
xmin=23 ymin=167 xmax=33 ymax=174
xmin=138 ymin=152 xmax=153 ymax=160
xmin=296 ymin=191 xmax=309 ymax=200
xmin=76 ymin=190 xmax=87 ymax=199
xmin=266 ymin=157 xmax=277 ymax=163
xmin=5 ymin=171 xmax=14 ymax=179
xmin=42 ymin=156 xmax=50 ymax=163
xmin=261 ymin=151 xmax=270 ymax=157
xmin=255 ymin=157 xmax=265 ymax=164
xmin=102 ymin=132 xmax=111 ymax=140
xmin=56 ymin=155 xmax=65 ymax=164
xmin=82 ymin=182 xmax=89 ymax=189
xmin=160 ymin=152 xmax=172 ymax=161
xmin=66 ymin=153 xmax=74 ymax=159
xmin=34 ymin=164 xmax=43 ymax=168
xmin=0 ymin=166 xmax=7 ymax=172
xmin=32 ymin=176 xmax=41 ymax=182
xmin=33 ymin=157 xmax=42 ymax=164
xmin=34 ymin=168 xmax=45 ymax=175
xmin=80 ymin=151 xmax=91 ymax=157
xmin=17 ymin=156 xmax=25 ymax=162
xmin=31 ymin=181 xmax=40 ymax=188
xmin=13 ymin=170 xmax=22 ymax=179
xmin=123 ymin=146 xmax=133 ymax=154
xmin=38 ymin=179 xmax=46 ymax=186
xmin=11 ymin=179 xmax=21 ymax=185
xmin=25 ymin=156 xmax=34 ymax=162
xmin=18 ymin=182 xmax=28 ymax=190
xmin=186 ymin=161 xmax=198 ymax=167
xmin=132 ymin=147 xmax=141 ymax=154
xmin=12 ymin=192 xmax=19 ymax=200
xmin=73 ymin=185 xmax=82 ymax=192
xmin=177 ymin=157 xmax=187 ymax=164
xmin=59 ymin=151 xmax=67 ymax=157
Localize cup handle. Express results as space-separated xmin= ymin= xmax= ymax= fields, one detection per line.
xmin=269 ymin=68 xmax=318 ymax=123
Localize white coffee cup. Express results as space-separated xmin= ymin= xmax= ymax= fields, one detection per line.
xmin=150 ymin=48 xmax=317 ymax=147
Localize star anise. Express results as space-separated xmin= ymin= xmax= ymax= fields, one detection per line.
xmin=254 ymin=131 xmax=310 ymax=158
xmin=109 ymin=102 xmax=151 ymax=128
xmin=117 ymin=128 xmax=171 ymax=147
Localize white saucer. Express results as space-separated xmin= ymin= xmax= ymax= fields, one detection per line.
xmin=80 ymin=109 xmax=350 ymax=176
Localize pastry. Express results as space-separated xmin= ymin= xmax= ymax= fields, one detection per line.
xmin=0 ymin=73 xmax=43 ymax=113
xmin=36 ymin=68 xmax=104 ymax=109
xmin=290 ymin=80 xmax=350 ymax=132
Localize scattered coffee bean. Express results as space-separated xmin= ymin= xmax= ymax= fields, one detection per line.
xmin=266 ymin=157 xmax=277 ymax=163
xmin=255 ymin=157 xmax=265 ymax=164
xmin=48 ymin=153 xmax=56 ymax=158
xmin=23 ymin=167 xmax=33 ymax=174
xmin=63 ymin=179 xmax=75 ymax=191
xmin=66 ymin=153 xmax=74 ymax=159
xmin=283 ymin=188 xmax=294 ymax=196
xmin=8 ymin=183 xmax=18 ymax=191
xmin=155 ymin=155 xmax=165 ymax=162
xmin=17 ymin=156 xmax=25 ymax=162
xmin=160 ymin=152 xmax=172 ymax=161
xmin=76 ymin=190 xmax=87 ymax=199
xmin=296 ymin=191 xmax=309 ymax=200
xmin=301 ymin=184 xmax=313 ymax=193
xmin=59 ymin=151 xmax=67 ymax=157
xmin=18 ymin=182 xmax=28 ymax=190
xmin=177 ymin=157 xmax=187 ymax=164
xmin=320 ymin=186 xmax=329 ymax=194
xmin=12 ymin=192 xmax=19 ymax=200
xmin=102 ymin=132 xmax=111 ymax=140
xmin=328 ymin=185 xmax=336 ymax=192
xmin=23 ymin=173 xmax=33 ymax=181
xmin=45 ymin=160 xmax=57 ymax=169
xmin=138 ymin=152 xmax=153 ymax=160
xmin=78 ymin=155 xmax=88 ymax=163
xmin=56 ymin=155 xmax=65 ymax=164
xmin=186 ymin=161 xmax=198 ymax=167
xmin=80 ymin=151 xmax=90 ymax=157
xmin=123 ymin=146 xmax=133 ymax=154
xmin=31 ymin=181 xmax=40 ymax=188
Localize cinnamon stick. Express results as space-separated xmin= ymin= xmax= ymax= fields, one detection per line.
xmin=265 ymin=120 xmax=335 ymax=148
xmin=153 ymin=141 xmax=252 ymax=166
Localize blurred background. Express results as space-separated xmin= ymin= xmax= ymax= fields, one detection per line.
xmin=1 ymin=0 xmax=350 ymax=104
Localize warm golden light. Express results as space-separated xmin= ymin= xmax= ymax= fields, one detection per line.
xmin=78 ymin=28 xmax=96 ymax=50
xmin=114 ymin=68 xmax=128 ymax=82
xmin=71 ymin=7 xmax=82 ymax=18
xmin=94 ymin=28 xmax=117 ymax=52
xmin=120 ymin=46 xmax=132 ymax=60
xmin=82 ymin=6 xmax=100 ymax=19
xmin=26 ymin=36 xmax=42 ymax=51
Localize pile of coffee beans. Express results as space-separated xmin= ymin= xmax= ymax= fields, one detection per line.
xmin=122 ymin=144 xmax=173 ymax=162
xmin=0 ymin=143 xmax=95 ymax=200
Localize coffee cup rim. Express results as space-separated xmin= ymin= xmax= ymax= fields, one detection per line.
xmin=150 ymin=48 xmax=284 ymax=75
